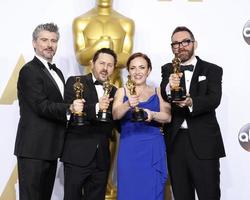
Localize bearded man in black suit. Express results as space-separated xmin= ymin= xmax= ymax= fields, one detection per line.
xmin=160 ymin=26 xmax=226 ymax=200
xmin=14 ymin=23 xmax=84 ymax=200
xmin=61 ymin=48 xmax=117 ymax=200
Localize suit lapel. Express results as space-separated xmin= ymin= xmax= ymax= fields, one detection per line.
xmin=189 ymin=57 xmax=205 ymax=95
xmin=54 ymin=68 xmax=65 ymax=84
xmin=33 ymin=57 xmax=64 ymax=98
xmin=85 ymin=73 xmax=99 ymax=103
xmin=180 ymin=73 xmax=187 ymax=94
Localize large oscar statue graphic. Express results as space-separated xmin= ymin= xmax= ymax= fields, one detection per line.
xmin=72 ymin=0 xmax=135 ymax=199
xmin=72 ymin=0 xmax=135 ymax=87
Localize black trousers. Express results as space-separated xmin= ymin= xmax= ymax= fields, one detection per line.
xmin=63 ymin=158 xmax=109 ymax=200
xmin=17 ymin=157 xmax=57 ymax=200
xmin=168 ymin=129 xmax=221 ymax=200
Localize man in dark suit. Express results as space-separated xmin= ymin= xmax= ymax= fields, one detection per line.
xmin=61 ymin=48 xmax=117 ymax=200
xmin=14 ymin=23 xmax=83 ymax=200
xmin=160 ymin=26 xmax=226 ymax=200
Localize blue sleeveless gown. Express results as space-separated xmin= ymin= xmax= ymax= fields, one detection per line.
xmin=117 ymin=89 xmax=168 ymax=200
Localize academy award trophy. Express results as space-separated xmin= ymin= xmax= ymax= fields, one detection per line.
xmin=71 ymin=77 xmax=87 ymax=126
xmin=169 ymin=55 xmax=186 ymax=101
xmin=97 ymin=78 xmax=113 ymax=122
xmin=126 ymin=75 xmax=147 ymax=122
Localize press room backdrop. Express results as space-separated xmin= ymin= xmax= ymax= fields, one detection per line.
xmin=1 ymin=0 xmax=250 ymax=199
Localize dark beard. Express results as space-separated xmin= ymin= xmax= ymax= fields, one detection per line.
xmin=177 ymin=48 xmax=194 ymax=63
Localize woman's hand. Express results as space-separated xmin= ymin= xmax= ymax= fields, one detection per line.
xmin=144 ymin=108 xmax=156 ymax=122
xmin=128 ymin=94 xmax=139 ymax=108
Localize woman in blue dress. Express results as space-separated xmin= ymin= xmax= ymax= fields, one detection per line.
xmin=112 ymin=52 xmax=171 ymax=200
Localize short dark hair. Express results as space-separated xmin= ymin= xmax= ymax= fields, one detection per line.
xmin=171 ymin=26 xmax=195 ymax=40
xmin=126 ymin=52 xmax=152 ymax=71
xmin=32 ymin=23 xmax=59 ymax=41
xmin=92 ymin=48 xmax=117 ymax=66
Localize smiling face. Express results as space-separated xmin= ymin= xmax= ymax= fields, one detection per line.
xmin=32 ymin=30 xmax=58 ymax=62
xmin=91 ymin=52 xmax=115 ymax=82
xmin=128 ymin=56 xmax=151 ymax=86
xmin=171 ymin=30 xmax=197 ymax=63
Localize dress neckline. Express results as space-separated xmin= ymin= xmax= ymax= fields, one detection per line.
xmin=139 ymin=93 xmax=157 ymax=104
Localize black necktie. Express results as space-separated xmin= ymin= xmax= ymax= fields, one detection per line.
xmin=180 ymin=64 xmax=194 ymax=72
xmin=94 ymin=80 xmax=103 ymax=86
xmin=48 ymin=62 xmax=57 ymax=71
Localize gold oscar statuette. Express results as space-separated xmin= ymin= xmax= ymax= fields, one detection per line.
xmin=126 ymin=75 xmax=147 ymax=122
xmin=169 ymin=56 xmax=186 ymax=101
xmin=97 ymin=78 xmax=113 ymax=122
xmin=71 ymin=77 xmax=87 ymax=126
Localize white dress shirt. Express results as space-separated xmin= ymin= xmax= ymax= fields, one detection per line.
xmin=92 ymin=75 xmax=104 ymax=114
xmin=179 ymin=56 xmax=197 ymax=128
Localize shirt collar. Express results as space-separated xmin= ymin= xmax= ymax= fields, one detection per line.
xmin=181 ymin=55 xmax=197 ymax=71
xmin=92 ymin=74 xmax=102 ymax=86
xmin=182 ymin=56 xmax=197 ymax=66
xmin=92 ymin=74 xmax=97 ymax=83
xmin=35 ymin=55 xmax=52 ymax=71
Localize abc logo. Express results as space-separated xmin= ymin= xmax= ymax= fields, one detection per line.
xmin=238 ymin=123 xmax=250 ymax=152
xmin=243 ymin=20 xmax=250 ymax=45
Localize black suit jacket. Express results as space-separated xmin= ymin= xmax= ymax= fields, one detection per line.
xmin=160 ymin=56 xmax=226 ymax=159
xmin=61 ymin=73 xmax=117 ymax=170
xmin=14 ymin=56 xmax=69 ymax=160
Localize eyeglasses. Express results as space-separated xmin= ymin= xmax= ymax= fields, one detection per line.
xmin=171 ymin=39 xmax=194 ymax=49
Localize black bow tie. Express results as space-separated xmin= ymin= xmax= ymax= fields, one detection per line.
xmin=48 ymin=62 xmax=57 ymax=71
xmin=180 ymin=65 xmax=194 ymax=72
xmin=94 ymin=80 xmax=103 ymax=86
